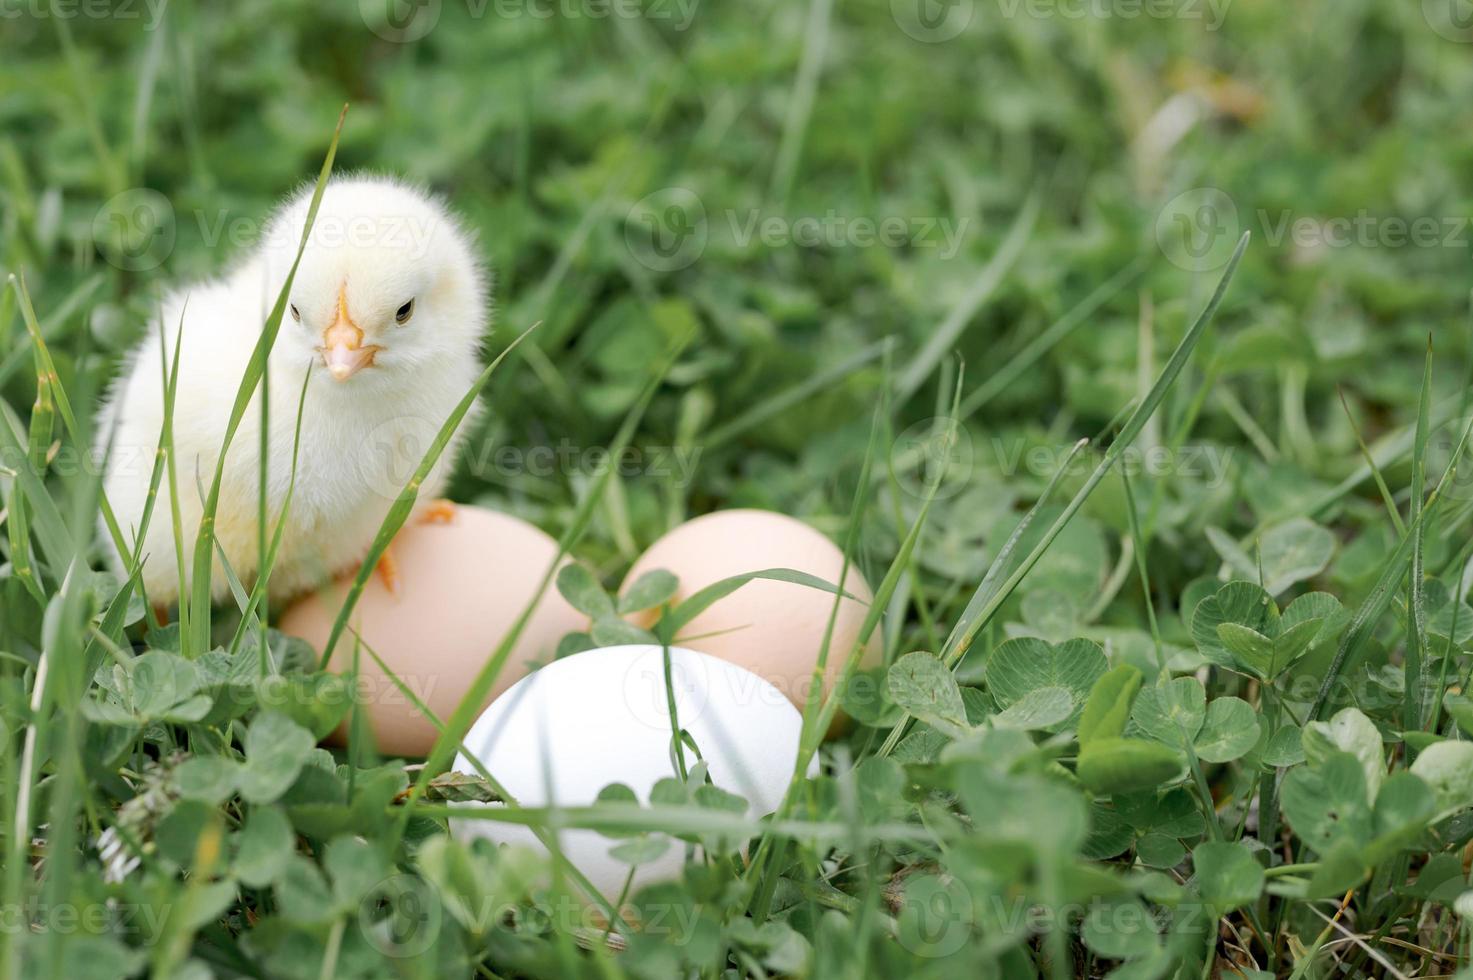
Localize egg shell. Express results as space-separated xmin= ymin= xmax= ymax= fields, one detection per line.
xmin=621 ymin=509 xmax=881 ymax=726
xmin=451 ymin=644 xmax=814 ymax=900
xmin=279 ymin=505 xmax=587 ymax=757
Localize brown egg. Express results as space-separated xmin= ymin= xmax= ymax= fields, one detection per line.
xmin=279 ymin=505 xmax=587 ymax=757
xmin=621 ymin=509 xmax=882 ymax=731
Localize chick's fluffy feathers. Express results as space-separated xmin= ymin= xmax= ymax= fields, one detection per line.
xmin=98 ymin=175 xmax=489 ymax=604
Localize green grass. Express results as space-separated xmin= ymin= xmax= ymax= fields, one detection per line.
xmin=5 ymin=1 xmax=1473 ymax=977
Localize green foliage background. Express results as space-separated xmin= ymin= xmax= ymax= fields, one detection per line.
xmin=3 ymin=0 xmax=1473 ymax=977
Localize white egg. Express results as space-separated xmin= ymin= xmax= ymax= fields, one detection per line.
xmin=451 ymin=644 xmax=817 ymax=899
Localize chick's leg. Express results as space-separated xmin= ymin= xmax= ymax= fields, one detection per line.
xmin=376 ymin=546 xmax=400 ymax=595
xmin=419 ymin=499 xmax=456 ymax=524
xmin=373 ymin=501 xmax=453 ymax=594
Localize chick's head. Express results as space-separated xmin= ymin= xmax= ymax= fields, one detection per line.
xmin=264 ymin=175 xmax=487 ymax=387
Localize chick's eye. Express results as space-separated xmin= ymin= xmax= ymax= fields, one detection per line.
xmin=289 ymin=304 xmax=301 ymax=323
xmin=395 ymin=299 xmax=415 ymax=325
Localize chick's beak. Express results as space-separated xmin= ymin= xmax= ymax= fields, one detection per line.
xmin=319 ymin=287 xmax=379 ymax=382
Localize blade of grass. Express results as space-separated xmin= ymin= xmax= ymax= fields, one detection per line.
xmin=3 ymin=480 xmax=43 ymax=604
xmin=185 ymin=105 xmax=347 ymax=657
xmin=350 ymin=630 xmax=629 ymax=934
xmin=1428 ymin=556 xmax=1470 ymax=735
xmin=1405 ymin=338 xmax=1433 ymax=732
xmin=0 ymin=276 xmax=104 ymax=392
xmin=127 ymin=0 xmax=168 ymax=175
xmin=769 ymin=0 xmax=833 ymax=205
xmin=1337 ymin=386 xmax=1406 ymax=535
xmin=703 ymin=338 xmax=891 ymax=450
xmin=112 ymin=296 xmax=184 ymax=635
xmin=1309 ymin=408 xmax=1473 ymax=721
xmin=395 ymin=328 xmax=693 ymax=832
xmin=316 ymin=321 xmax=539 ymax=668
xmin=10 ymin=273 xmax=131 ymax=560
xmin=374 ymin=330 xmax=690 ymax=932
xmin=160 ymin=310 xmax=190 ymax=644
xmin=942 ymin=231 xmax=1249 ymax=665
xmin=750 ymin=374 xmax=950 ymax=921
xmin=50 ymin=3 xmax=125 ymax=195
xmin=875 ymin=436 xmax=1088 ymax=758
xmin=874 ymin=232 xmax=1250 ymax=755
xmin=1121 ymin=467 xmax=1166 ymax=673
xmin=229 ymin=365 xmax=313 ymax=657
xmin=655 ymin=568 xmax=858 ymax=643
xmin=0 ymin=401 xmax=73 ymax=569
xmin=895 ymin=186 xmax=1043 ymax=401
xmin=956 ymin=254 xmax=1147 ymax=421
xmin=6 ymin=558 xmax=94 ymax=980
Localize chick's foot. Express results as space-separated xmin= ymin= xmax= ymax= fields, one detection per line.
xmin=419 ymin=499 xmax=456 ymax=525
xmin=376 ymin=546 xmax=400 ymax=595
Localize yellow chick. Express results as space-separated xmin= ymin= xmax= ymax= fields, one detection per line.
xmin=96 ymin=175 xmax=489 ymax=607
